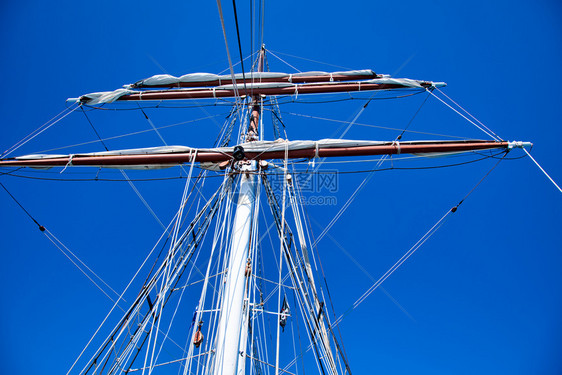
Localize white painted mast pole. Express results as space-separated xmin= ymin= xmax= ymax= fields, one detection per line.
xmin=213 ymin=47 xmax=265 ymax=375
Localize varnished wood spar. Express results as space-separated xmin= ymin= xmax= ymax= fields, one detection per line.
xmin=131 ymin=72 xmax=382 ymax=89
xmin=0 ymin=141 xmax=509 ymax=168
xmin=85 ymin=82 xmax=431 ymax=103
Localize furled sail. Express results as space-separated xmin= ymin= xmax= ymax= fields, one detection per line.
xmin=68 ymin=69 xmax=446 ymax=105
xmin=0 ymin=139 xmax=530 ymax=169
xmin=128 ymin=70 xmax=383 ymax=88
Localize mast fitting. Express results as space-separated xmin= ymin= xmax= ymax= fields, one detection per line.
xmin=507 ymin=141 xmax=533 ymax=149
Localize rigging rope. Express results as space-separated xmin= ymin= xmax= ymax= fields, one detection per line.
xmin=216 ymin=0 xmax=245 ymax=128
xmin=428 ymin=89 xmax=501 ymax=141
xmin=83 ymin=106 xmax=169 ymax=232
xmin=34 ymin=113 xmax=226 ymax=154
xmin=331 ymin=153 xmax=507 ymax=328
xmin=267 ymin=50 xmax=351 ymax=71
xmin=522 ymin=148 xmax=562 ymax=194
xmin=1 ymin=103 xmax=79 ymax=159
xmin=435 ymin=87 xmax=502 ymax=141
xmin=312 ymin=156 xmax=387 ymax=247
xmin=232 ymin=0 xmax=249 ymax=94
xmin=277 ymin=109 xmax=473 ymax=140
xmin=0 ymin=181 xmax=44 ymax=231
xmin=0 ymin=181 xmax=126 ymax=309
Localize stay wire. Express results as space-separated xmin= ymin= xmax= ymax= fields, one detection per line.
xmin=331 ymin=152 xmax=508 ymax=329
xmin=1 ymin=103 xmax=79 ymax=159
xmin=428 ymin=89 xmax=501 ymax=141
xmin=82 ymin=106 xmax=168 ymax=231
xmin=522 ymin=148 xmax=562 ymax=194
xmin=397 ymin=90 xmax=431 ymax=140
xmin=216 ymin=0 xmax=244 ymax=119
xmin=232 ymin=0 xmax=249 ymax=94
xmin=435 ymin=87 xmax=502 ymax=141
xmin=81 ymin=105 xmax=109 ymax=151
xmin=0 ymin=181 xmax=44 ymax=231
xmin=43 ymin=229 xmax=123 ymax=305
xmin=1 ymin=181 xmax=123 ymax=304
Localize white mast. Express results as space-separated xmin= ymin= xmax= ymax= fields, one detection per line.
xmin=213 ymin=48 xmax=265 ymax=375
xmin=213 ymin=164 xmax=256 ymax=375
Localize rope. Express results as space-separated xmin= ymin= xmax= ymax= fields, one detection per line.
xmin=44 ymin=229 xmax=123 ymax=304
xmin=330 ymin=153 xmax=508 ymax=329
xmin=266 ymin=50 xmax=302 ymax=73
xmin=81 ymin=106 xmax=109 ymax=151
xmin=59 ymin=154 xmax=74 ymax=174
xmin=331 ymin=207 xmax=453 ymax=328
xmin=83 ymin=104 xmax=170 ymax=232
xmin=232 ymin=0 xmax=249 ymax=94
xmin=275 ymin=142 xmax=289 ymax=375
xmin=397 ymin=90 xmax=431 ymax=140
xmin=428 ymin=89 xmax=501 ymax=141
xmin=35 ymin=113 xmax=226 ymax=154
xmin=1 ymin=181 xmax=125 ymax=308
xmin=216 ymin=0 xmax=243 ymax=111
xmin=1 ymin=103 xmax=79 ymax=158
xmin=67 ymin=212 xmax=181 ymax=374
xmin=278 ymin=110 xmax=472 ymax=140
xmin=120 ymin=169 xmax=167 ymax=231
xmin=312 ymin=156 xmax=387 ymax=247
xmin=0 ymin=181 xmax=44 ymax=231
xmin=436 ymin=87 xmax=502 ymax=141
xmin=522 ymin=148 xmax=562 ymax=194
xmin=267 ymin=50 xmax=351 ymax=71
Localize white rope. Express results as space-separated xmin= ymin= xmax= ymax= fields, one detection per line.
xmin=318 ymin=225 xmax=415 ymax=322
xmin=274 ymin=109 xmax=471 ymax=140
xmin=428 ymin=89 xmax=501 ymax=141
xmin=146 ymin=150 xmax=198 ymax=372
xmin=436 ymin=87 xmax=502 ymax=141
xmin=68 ymin=212 xmax=179 ymax=374
xmin=184 ymin=177 xmax=231 ymax=374
xmin=288 ymin=166 xmax=339 ymax=374
xmin=215 ymin=0 xmax=244 ymax=120
xmin=331 ymin=208 xmax=452 ymax=328
xmin=275 ymin=142 xmax=289 ymax=375
xmin=45 ymin=224 xmax=191 ymax=374
xmin=286 ymin=207 xmax=454 ymax=368
xmin=59 ymin=154 xmax=74 ymax=174
xmin=44 ymin=229 xmax=122 ymax=304
xmin=72 ymin=181 xmax=226 ymax=374
xmin=2 ymin=103 xmax=79 ymax=158
xmin=217 ymin=50 xmax=258 ymax=75
xmin=523 ymin=148 xmax=562 ymax=193
xmin=266 ymin=50 xmax=302 ymax=73
xmin=120 ymin=169 xmax=167 ymax=231
xmin=267 ymin=49 xmax=351 ymax=71
xmin=313 ymin=156 xmax=387 ymax=247
xmin=34 ymin=113 xmax=226 ymax=154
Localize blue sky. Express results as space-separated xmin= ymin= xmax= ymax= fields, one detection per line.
xmin=1 ymin=1 xmax=561 ymax=374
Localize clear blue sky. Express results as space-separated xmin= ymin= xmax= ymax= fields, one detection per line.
xmin=1 ymin=1 xmax=561 ymax=374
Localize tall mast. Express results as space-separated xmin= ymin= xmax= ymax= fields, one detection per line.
xmin=213 ymin=46 xmax=265 ymax=375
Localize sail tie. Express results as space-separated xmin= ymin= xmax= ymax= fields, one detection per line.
xmin=60 ymin=154 xmax=74 ymax=174
xmin=392 ymin=141 xmax=401 ymax=155
xmin=310 ymin=141 xmax=320 ymax=168
xmin=288 ymin=74 xmax=293 ymax=83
